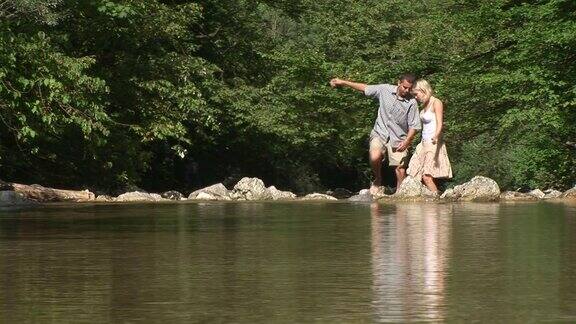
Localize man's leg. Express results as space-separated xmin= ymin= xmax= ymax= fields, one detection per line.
xmin=369 ymin=135 xmax=387 ymax=195
xmin=387 ymin=144 xmax=409 ymax=192
xmin=370 ymin=149 xmax=384 ymax=194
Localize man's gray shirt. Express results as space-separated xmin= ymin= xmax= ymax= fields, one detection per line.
xmin=365 ymin=84 xmax=421 ymax=147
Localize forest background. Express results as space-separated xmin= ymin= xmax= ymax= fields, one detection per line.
xmin=1 ymin=0 xmax=574 ymax=195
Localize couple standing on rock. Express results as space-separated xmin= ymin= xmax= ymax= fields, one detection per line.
xmin=330 ymin=74 xmax=452 ymax=196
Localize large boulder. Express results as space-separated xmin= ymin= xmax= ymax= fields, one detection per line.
xmin=188 ymin=183 xmax=231 ymax=200
xmin=232 ymin=177 xmax=273 ymax=200
xmin=441 ymin=176 xmax=500 ymax=201
xmin=301 ymin=193 xmax=337 ymax=201
xmin=393 ymin=176 xmax=437 ymax=200
xmin=268 ymin=186 xmax=297 ymax=200
xmin=116 ymin=191 xmax=164 ymax=202
xmin=563 ymin=187 xmax=576 ymax=199
xmin=0 ymin=191 xmax=37 ymax=206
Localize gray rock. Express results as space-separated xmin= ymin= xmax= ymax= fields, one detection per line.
xmin=188 ymin=183 xmax=231 ymax=200
xmin=161 ymin=191 xmax=184 ymax=200
xmin=301 ymin=193 xmax=338 ymax=200
xmin=500 ymin=191 xmax=538 ymax=201
xmin=229 ymin=191 xmax=247 ymax=200
xmin=441 ymin=176 xmax=500 ymax=201
xmin=116 ymin=191 xmax=164 ymax=202
xmin=326 ymin=188 xmax=354 ymax=199
xmin=95 ymin=195 xmax=115 ymax=202
xmin=563 ymin=187 xmax=576 ymax=199
xmin=543 ymin=189 xmax=563 ymax=199
xmin=196 ymin=192 xmax=223 ymax=200
xmin=268 ymin=186 xmax=297 ymax=200
xmin=440 ymin=188 xmax=454 ymax=199
xmin=348 ymin=189 xmax=373 ymax=202
xmin=364 ymin=186 xmax=394 ymax=198
xmin=232 ymin=177 xmax=272 ymax=200
xmin=393 ymin=176 xmax=437 ymax=199
xmin=528 ymin=189 xmax=546 ymax=199
xmin=0 ymin=191 xmax=37 ymax=206
xmin=359 ymin=188 xmax=371 ymax=196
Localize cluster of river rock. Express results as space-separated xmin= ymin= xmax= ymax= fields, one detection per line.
xmin=0 ymin=176 xmax=575 ymax=206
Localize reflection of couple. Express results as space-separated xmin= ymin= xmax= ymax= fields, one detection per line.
xmin=330 ymin=75 xmax=452 ymax=195
xmin=370 ymin=202 xmax=452 ymax=321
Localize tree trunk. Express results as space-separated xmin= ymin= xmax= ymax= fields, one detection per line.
xmin=10 ymin=183 xmax=95 ymax=202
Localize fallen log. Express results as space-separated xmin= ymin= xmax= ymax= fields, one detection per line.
xmin=10 ymin=183 xmax=95 ymax=202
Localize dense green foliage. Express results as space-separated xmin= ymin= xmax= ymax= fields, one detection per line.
xmin=1 ymin=0 xmax=574 ymax=193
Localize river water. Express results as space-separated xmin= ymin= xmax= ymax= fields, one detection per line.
xmin=0 ymin=201 xmax=575 ymax=322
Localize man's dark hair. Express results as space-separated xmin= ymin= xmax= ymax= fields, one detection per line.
xmin=399 ymin=73 xmax=416 ymax=84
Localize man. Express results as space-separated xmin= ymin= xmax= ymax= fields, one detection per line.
xmin=330 ymin=74 xmax=421 ymax=195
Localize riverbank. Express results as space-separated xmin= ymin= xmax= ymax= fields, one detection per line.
xmin=1 ymin=176 xmax=575 ymax=207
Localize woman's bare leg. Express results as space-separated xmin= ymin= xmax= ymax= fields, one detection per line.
xmin=422 ymin=174 xmax=438 ymax=193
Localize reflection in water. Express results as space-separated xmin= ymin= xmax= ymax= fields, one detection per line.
xmin=1 ymin=202 xmax=575 ymax=322
xmin=370 ymin=202 xmax=453 ymax=322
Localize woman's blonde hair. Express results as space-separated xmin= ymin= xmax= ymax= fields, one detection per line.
xmin=414 ymin=79 xmax=434 ymax=98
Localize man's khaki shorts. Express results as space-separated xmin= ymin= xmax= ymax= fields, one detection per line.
xmin=369 ymin=135 xmax=408 ymax=167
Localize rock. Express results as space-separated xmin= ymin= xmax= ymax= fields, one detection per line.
xmin=268 ymin=186 xmax=297 ymax=200
xmin=161 ymin=191 xmax=185 ymax=200
xmin=348 ymin=189 xmax=373 ymax=202
xmin=0 ymin=180 xmax=13 ymax=191
xmin=326 ymin=188 xmax=354 ymax=199
xmin=528 ymin=189 xmax=545 ymax=199
xmin=0 ymin=191 xmax=37 ymax=206
xmin=370 ymin=186 xmax=401 ymax=199
xmin=440 ymin=188 xmax=454 ymax=199
xmin=393 ymin=176 xmax=437 ymax=199
xmin=301 ymin=193 xmax=337 ymax=200
xmin=188 ymin=183 xmax=231 ymax=200
xmin=112 ymin=184 xmax=146 ymax=197
xmin=232 ymin=177 xmax=272 ymax=200
xmin=500 ymin=191 xmax=538 ymax=201
xmin=563 ymin=187 xmax=576 ymax=199
xmin=229 ymin=191 xmax=247 ymax=200
xmin=543 ymin=189 xmax=563 ymax=199
xmin=441 ymin=176 xmax=500 ymax=201
xmin=11 ymin=183 xmax=95 ymax=202
xmin=95 ymin=195 xmax=115 ymax=202
xmin=115 ymin=191 xmax=164 ymax=202
xmin=195 ymin=192 xmax=223 ymax=200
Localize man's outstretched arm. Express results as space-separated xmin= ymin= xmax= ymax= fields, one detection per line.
xmin=330 ymin=78 xmax=367 ymax=92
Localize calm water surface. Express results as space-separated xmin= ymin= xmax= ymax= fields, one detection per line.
xmin=0 ymin=201 xmax=575 ymax=322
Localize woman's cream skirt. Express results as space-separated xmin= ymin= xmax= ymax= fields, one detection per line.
xmin=407 ymin=141 xmax=453 ymax=179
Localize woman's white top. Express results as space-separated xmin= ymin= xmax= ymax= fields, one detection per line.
xmin=420 ymin=98 xmax=436 ymax=141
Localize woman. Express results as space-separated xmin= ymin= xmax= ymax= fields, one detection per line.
xmin=407 ymin=79 xmax=452 ymax=194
